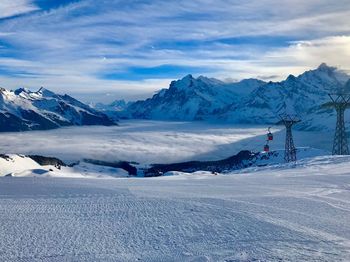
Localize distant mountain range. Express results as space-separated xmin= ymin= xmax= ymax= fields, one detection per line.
xmin=220 ymin=63 xmax=350 ymax=130
xmin=100 ymin=63 xmax=350 ymax=131
xmin=2 ymin=63 xmax=349 ymax=132
xmin=91 ymin=99 xmax=132 ymax=121
xmin=127 ymin=76 xmax=265 ymax=121
xmin=0 ymin=87 xmax=116 ymax=132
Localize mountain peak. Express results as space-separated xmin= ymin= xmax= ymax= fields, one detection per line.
xmin=36 ymin=87 xmax=56 ymax=97
xmin=14 ymin=87 xmax=30 ymax=95
xmin=316 ymin=63 xmax=336 ymax=72
xmin=297 ymin=63 xmax=349 ymax=86
xmin=183 ymin=74 xmax=194 ymax=80
xmin=286 ymin=74 xmax=297 ymax=81
xmin=170 ymin=74 xmax=195 ymax=91
xmin=13 ymin=87 xmax=57 ymax=98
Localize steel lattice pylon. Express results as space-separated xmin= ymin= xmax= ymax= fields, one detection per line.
xmin=328 ymin=94 xmax=350 ymax=155
xmin=279 ymin=114 xmax=301 ymax=163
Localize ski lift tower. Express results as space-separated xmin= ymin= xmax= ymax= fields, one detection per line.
xmin=279 ymin=114 xmax=301 ymax=163
xmin=328 ymin=94 xmax=350 ymax=155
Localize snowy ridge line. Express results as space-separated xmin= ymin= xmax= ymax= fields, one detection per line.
xmin=0 ymin=86 xmax=117 ymax=132
xmin=109 ymin=63 xmax=350 ymax=131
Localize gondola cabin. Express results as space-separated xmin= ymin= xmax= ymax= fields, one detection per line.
xmin=267 ymin=127 xmax=273 ymax=141
xmin=267 ymin=132 xmax=273 ymax=141
xmin=264 ymin=144 xmax=270 ymax=152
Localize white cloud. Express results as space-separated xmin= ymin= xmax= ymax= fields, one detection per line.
xmin=1 ymin=35 xmax=350 ymax=102
xmin=0 ymin=0 xmax=38 ymax=19
xmin=0 ymin=120 xmax=276 ymax=163
xmin=0 ymin=1 xmax=350 ymax=101
xmin=238 ymin=36 xmax=350 ymax=80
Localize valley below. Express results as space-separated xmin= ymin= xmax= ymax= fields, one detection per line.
xmin=0 ymin=120 xmax=332 ymax=165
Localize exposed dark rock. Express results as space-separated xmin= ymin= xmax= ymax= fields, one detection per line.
xmin=27 ymin=155 xmax=66 ymax=169
xmin=83 ymin=159 xmax=138 ymax=176
xmin=144 ymin=150 xmax=255 ymax=177
xmin=0 ymin=154 xmax=12 ymax=161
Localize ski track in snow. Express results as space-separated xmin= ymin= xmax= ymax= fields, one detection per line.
xmin=1 ymin=164 xmax=350 ymax=261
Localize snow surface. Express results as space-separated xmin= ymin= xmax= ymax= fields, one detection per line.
xmin=1 ymin=156 xmax=350 ymax=261
xmin=0 ymin=120 xmax=333 ymax=164
xmin=0 ymin=154 xmax=129 ymax=178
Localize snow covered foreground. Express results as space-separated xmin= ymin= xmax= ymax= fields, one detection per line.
xmin=1 ymin=156 xmax=350 ymax=261
xmin=0 ymin=154 xmax=129 ymax=179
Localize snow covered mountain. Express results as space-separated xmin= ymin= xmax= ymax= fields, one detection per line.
xmin=94 ymin=99 xmax=130 ymax=112
xmin=91 ymin=99 xmax=132 ymax=120
xmin=124 ymin=64 xmax=350 ymax=130
xmin=127 ymin=75 xmax=265 ymax=120
xmin=220 ymin=63 xmax=350 ymax=130
xmin=0 ymin=87 xmax=116 ymax=132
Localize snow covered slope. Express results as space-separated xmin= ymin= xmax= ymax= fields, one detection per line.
xmin=1 ymin=155 xmax=350 ymax=261
xmin=123 ymin=64 xmax=350 ymax=131
xmin=0 ymin=154 xmax=129 ymax=178
xmin=127 ymin=75 xmax=265 ymax=120
xmin=0 ymin=87 xmax=116 ymax=131
xmin=0 ymin=154 xmax=44 ymax=176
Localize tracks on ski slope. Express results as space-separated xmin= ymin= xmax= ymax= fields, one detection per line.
xmin=0 ymin=176 xmax=349 ymax=261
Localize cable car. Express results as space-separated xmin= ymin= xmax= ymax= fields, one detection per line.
xmin=267 ymin=127 xmax=273 ymax=141
xmin=267 ymin=132 xmax=273 ymax=141
xmin=264 ymin=144 xmax=270 ymax=152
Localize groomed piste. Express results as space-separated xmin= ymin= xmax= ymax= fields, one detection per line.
xmin=1 ymin=155 xmax=350 ymax=261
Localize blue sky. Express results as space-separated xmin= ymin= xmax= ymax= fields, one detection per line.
xmin=0 ymin=0 xmax=350 ymax=102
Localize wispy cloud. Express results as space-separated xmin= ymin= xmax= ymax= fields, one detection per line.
xmin=0 ymin=0 xmax=39 ymax=19
xmin=0 ymin=0 xmax=349 ymax=102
